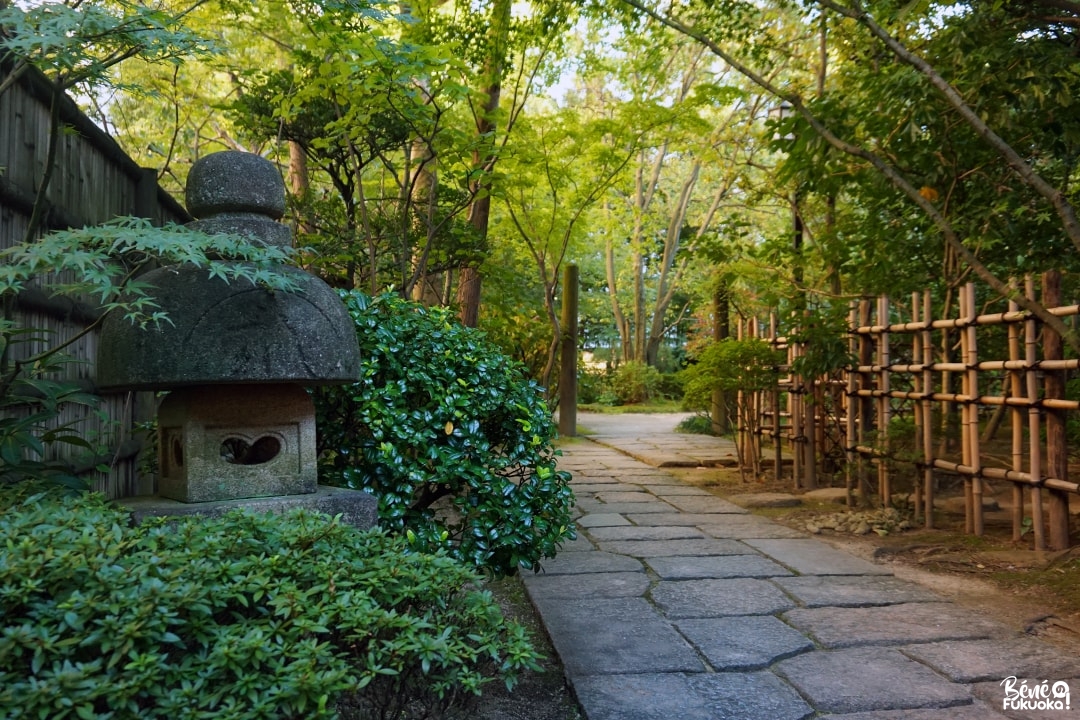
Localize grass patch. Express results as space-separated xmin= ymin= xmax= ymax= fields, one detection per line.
xmin=577 ymin=399 xmax=684 ymax=414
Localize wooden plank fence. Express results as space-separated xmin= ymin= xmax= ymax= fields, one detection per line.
xmin=746 ymin=273 xmax=1076 ymax=550
xmin=1 ymin=58 xmax=189 ymax=498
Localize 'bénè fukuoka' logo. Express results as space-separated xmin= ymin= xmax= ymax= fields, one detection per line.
xmin=1000 ymin=676 xmax=1071 ymax=712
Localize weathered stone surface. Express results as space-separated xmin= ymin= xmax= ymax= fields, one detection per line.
xmin=524 ymin=571 xmax=650 ymax=600
xmin=646 ymin=554 xmax=792 ymax=580
xmin=156 ymin=384 xmax=316 ymax=502
xmin=533 ymin=550 xmax=644 ymax=575
xmin=598 ymin=538 xmax=752 ymax=558
xmin=97 ymin=266 xmax=361 ymax=390
xmin=577 ymin=499 xmax=678 ymax=515
xmin=901 ymin=638 xmax=1080 ymax=683
xmin=687 ymin=671 xmax=815 ymax=720
xmin=587 ymin=525 xmax=705 ymax=542
xmin=676 ymin=616 xmax=813 ymax=670
xmin=572 ymin=483 xmax=642 ymax=494
xmin=642 ymin=485 xmax=713 ymax=496
xmin=696 ymin=516 xmax=808 ymax=539
xmin=577 ymin=513 xmax=632 ymax=528
xmin=651 ymin=578 xmax=795 ymax=618
xmin=803 ymin=487 xmax=851 ymax=505
xmin=775 ymin=647 xmax=974 ymax=713
xmin=186 ymin=150 xmax=287 ymax=220
xmin=664 ymin=496 xmax=750 ymax=514
xmin=783 ymin=603 xmax=1002 ymax=649
xmin=627 ymin=512 xmax=743 ymax=527
xmin=556 ymin=533 xmax=596 ymax=552
xmin=745 ymin=538 xmax=892 ymax=576
xmin=531 ymin=598 xmax=704 ymax=676
xmin=121 ymin=484 xmax=377 ymax=529
xmin=826 ymin=704 xmax=1008 ymax=720
xmin=728 ymin=492 xmax=803 ymax=508
xmin=572 ymin=671 xmax=814 ymax=720
xmin=595 ymin=491 xmax=657 ymax=503
xmin=773 ymin=575 xmax=942 ymax=608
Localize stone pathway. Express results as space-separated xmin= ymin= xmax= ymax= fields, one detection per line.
xmin=524 ymin=418 xmax=1079 ymax=719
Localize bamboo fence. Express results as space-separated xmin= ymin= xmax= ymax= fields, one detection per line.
xmin=750 ymin=275 xmax=1076 ymax=550
xmin=1 ymin=59 xmax=188 ymax=498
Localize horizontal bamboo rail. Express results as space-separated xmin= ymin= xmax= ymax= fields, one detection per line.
xmin=754 ymin=276 xmax=1075 ymax=550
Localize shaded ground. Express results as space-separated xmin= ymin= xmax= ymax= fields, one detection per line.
xmin=663 ymin=459 xmax=1080 ymax=655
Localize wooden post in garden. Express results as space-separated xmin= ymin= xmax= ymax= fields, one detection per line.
xmin=559 ymin=263 xmax=579 ymax=438
xmin=921 ymin=290 xmax=935 ymax=528
xmin=1008 ymin=284 xmax=1025 ymax=542
xmin=711 ymin=283 xmax=730 ymax=435
xmin=1025 ymin=276 xmax=1047 ymax=550
xmin=1042 ymin=270 xmax=1071 ymax=549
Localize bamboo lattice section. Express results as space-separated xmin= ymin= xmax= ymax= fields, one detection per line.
xmin=753 ymin=275 xmax=1076 ymax=550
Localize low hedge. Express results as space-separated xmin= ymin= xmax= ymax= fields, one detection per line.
xmin=0 ymin=485 xmax=541 ymax=719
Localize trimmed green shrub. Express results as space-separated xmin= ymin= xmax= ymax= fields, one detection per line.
xmin=313 ymin=292 xmax=575 ymax=578
xmin=0 ymin=485 xmax=541 ymax=720
xmin=608 ymin=361 xmax=661 ymax=404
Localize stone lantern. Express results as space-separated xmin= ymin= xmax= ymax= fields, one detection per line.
xmin=98 ymin=152 xmax=373 ymax=525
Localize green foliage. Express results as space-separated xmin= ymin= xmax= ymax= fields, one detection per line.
xmin=0 ymin=485 xmax=542 ymax=720
xmin=0 ymin=219 xmax=300 ymax=490
xmin=313 ymin=291 xmax=575 ymax=578
xmin=787 ymin=306 xmax=856 ymax=380
xmin=674 ymin=413 xmax=716 ymax=436
xmin=607 ymin=361 xmax=662 ymax=405
xmin=680 ymin=338 xmax=781 ymax=411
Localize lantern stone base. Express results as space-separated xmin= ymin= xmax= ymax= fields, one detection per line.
xmin=157 ymin=384 xmax=317 ymax=503
xmin=119 ymin=484 xmax=378 ymax=530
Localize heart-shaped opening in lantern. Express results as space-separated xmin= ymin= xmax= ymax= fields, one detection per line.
xmin=220 ymin=435 xmax=282 ymax=465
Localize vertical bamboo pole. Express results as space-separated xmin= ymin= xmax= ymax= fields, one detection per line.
xmin=559 ymin=264 xmax=579 ymax=437
xmin=922 ymin=289 xmax=935 ymax=528
xmin=959 ymin=287 xmax=974 ymax=534
xmin=1042 ymin=270 xmax=1071 ymax=549
xmin=790 ymin=331 xmax=803 ymax=490
xmin=1025 ymin=276 xmax=1046 ymax=550
xmin=846 ymin=302 xmax=858 ymax=509
xmin=877 ymin=296 xmax=892 ymax=505
xmin=858 ymin=299 xmax=873 ymax=505
xmin=1008 ymin=285 xmax=1025 ymax=542
xmin=771 ymin=313 xmax=783 ymax=483
xmin=966 ymin=283 xmax=983 ymax=536
xmin=912 ymin=292 xmax=924 ymax=522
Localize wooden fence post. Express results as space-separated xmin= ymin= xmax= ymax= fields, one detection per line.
xmin=1042 ymin=270 xmax=1072 ymax=549
xmin=558 ymin=264 xmax=578 ymax=438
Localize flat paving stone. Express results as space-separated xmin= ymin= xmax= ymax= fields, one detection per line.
xmin=571 ymin=673 xmax=720 ymax=720
xmin=745 ymin=538 xmax=892 ymax=576
xmin=696 ymin=517 xmax=808 ymax=540
xmin=783 ymin=603 xmax=1002 ymax=649
xmin=687 ymin=671 xmax=815 ymax=720
xmin=535 ymin=550 xmax=644 ymax=575
xmin=576 ymin=668 xmax=815 ymax=720
xmin=775 ymin=647 xmax=974 ymax=713
xmin=595 ymin=491 xmax=658 ymax=503
xmin=533 ymin=597 xmax=705 ymax=676
xmin=646 ymin=554 xmax=792 ymax=580
xmin=728 ymin=492 xmax=803 ymax=508
xmin=676 ymin=616 xmax=813 ymax=670
xmin=627 ymin=512 xmax=744 ymax=527
xmin=524 ymin=571 xmax=650 ymax=600
xmin=664 ymin=496 xmax=749 ymax=514
xmin=587 ymin=525 xmax=706 ymax=542
xmin=900 ymin=638 xmax=1080 ymax=683
xmin=577 ymin=513 xmax=632 ymax=528
xmin=642 ymin=485 xmax=713 ymax=496
xmin=827 ymin=701 xmax=1008 ymax=719
xmin=773 ymin=575 xmax=943 ymax=608
xmin=573 ymin=483 xmax=643 ymax=494
xmin=557 ymin=533 xmax=596 ymax=552
xmin=597 ymin=538 xmax=752 ymax=558
xmin=580 ymin=500 xmax=679 ymax=515
xmin=651 ymin=578 xmax=795 ymax=618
